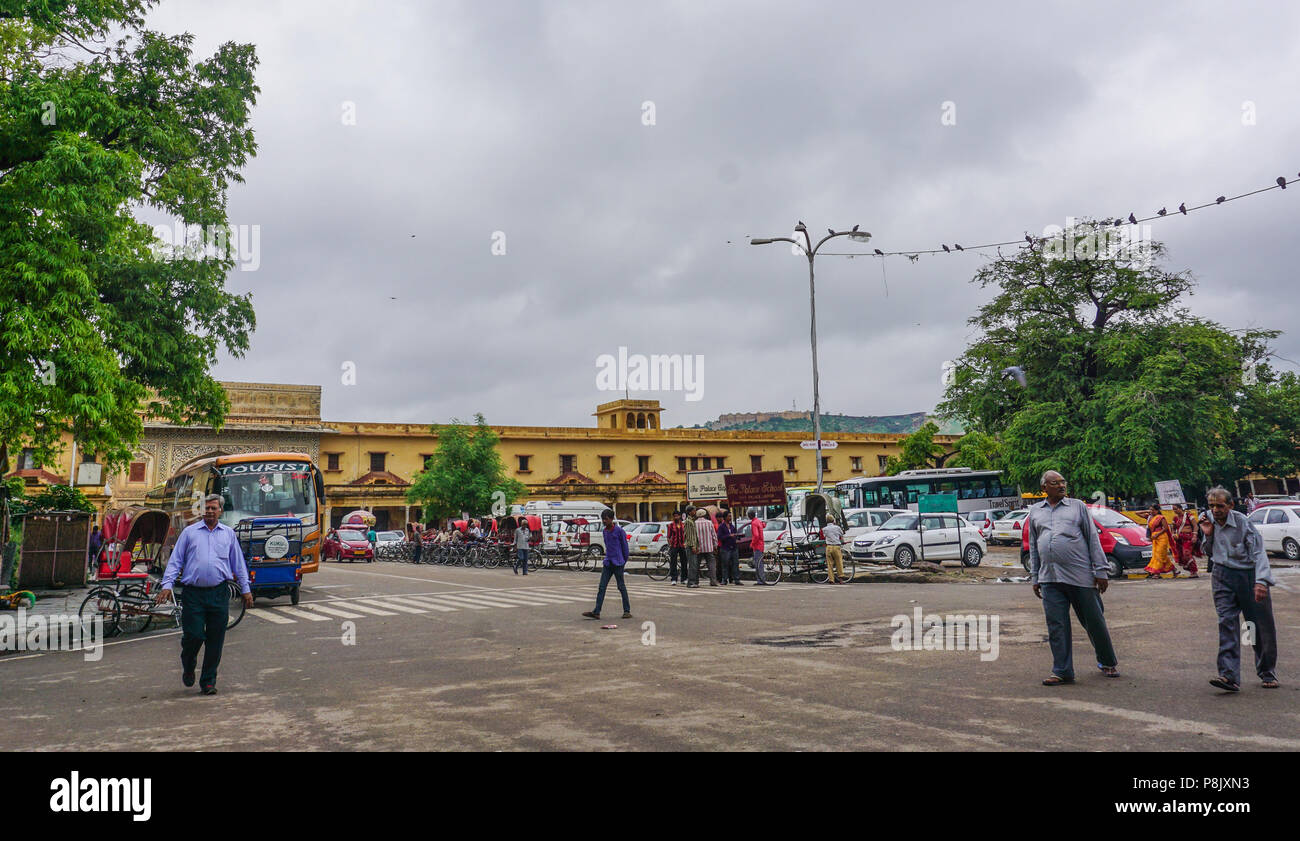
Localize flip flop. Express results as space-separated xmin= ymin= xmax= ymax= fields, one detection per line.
xmin=1262 ymin=680 xmax=1279 ymax=689
xmin=1209 ymin=676 xmax=1240 ymax=692
xmin=1098 ymin=665 xmax=1121 ymax=678
xmin=1042 ymin=675 xmax=1074 ymax=686
xmin=600 ymin=624 xmax=618 ymax=630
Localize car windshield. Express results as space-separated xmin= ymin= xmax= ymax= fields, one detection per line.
xmin=215 ymin=462 xmax=316 ymax=527
xmin=879 ymin=515 xmax=919 ymax=531
xmin=339 ymin=530 xmax=365 ymax=541
xmin=1089 ymin=507 xmax=1138 ymax=528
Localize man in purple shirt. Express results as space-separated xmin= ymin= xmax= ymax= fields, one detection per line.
xmin=156 ymin=495 xmax=252 ymax=694
xmin=582 ymin=509 xmax=631 ymax=620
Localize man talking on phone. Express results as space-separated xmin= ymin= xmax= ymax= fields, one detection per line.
xmin=1200 ymin=487 xmax=1279 ymax=692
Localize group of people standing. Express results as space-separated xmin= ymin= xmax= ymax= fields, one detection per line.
xmin=1028 ymin=471 xmax=1279 ymax=693
xmin=663 ymin=507 xmax=771 ymax=588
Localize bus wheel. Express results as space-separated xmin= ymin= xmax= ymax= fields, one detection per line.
xmin=894 ymin=545 xmax=916 ymax=569
xmin=291 ymin=585 xmax=301 ymax=605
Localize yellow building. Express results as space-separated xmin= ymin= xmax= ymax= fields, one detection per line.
xmin=11 ymin=383 xmax=962 ymax=530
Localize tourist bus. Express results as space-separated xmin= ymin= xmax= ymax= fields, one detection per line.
xmin=834 ymin=468 xmax=1021 ymax=515
xmin=142 ymin=451 xmax=326 ymax=575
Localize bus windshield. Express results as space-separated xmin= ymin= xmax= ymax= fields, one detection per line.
xmin=214 ymin=462 xmax=316 ymax=526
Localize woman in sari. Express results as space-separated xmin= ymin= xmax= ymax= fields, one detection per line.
xmin=1169 ymin=503 xmax=1201 ymax=578
xmin=1144 ymin=504 xmax=1178 ymax=578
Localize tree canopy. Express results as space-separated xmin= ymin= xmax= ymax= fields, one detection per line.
xmin=0 ymin=0 xmax=259 ymax=471
xmin=404 ymin=415 xmax=528 ymax=522
xmin=938 ymin=225 xmax=1300 ymax=498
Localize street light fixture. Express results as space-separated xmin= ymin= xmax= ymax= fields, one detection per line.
xmin=751 ymin=224 xmax=871 ymax=495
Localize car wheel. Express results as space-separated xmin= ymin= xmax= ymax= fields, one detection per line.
xmin=894 ymin=545 xmax=915 ymax=569
xmin=1285 ymin=538 xmax=1300 ymax=561
xmin=961 ymin=544 xmax=983 ymax=567
xmin=1020 ymin=551 xmax=1031 ymax=573
xmin=1106 ymin=555 xmax=1123 ymax=579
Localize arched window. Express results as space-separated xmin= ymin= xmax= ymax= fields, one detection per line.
xmin=648 ymin=414 xmax=657 ymax=429
xmin=626 ymin=412 xmax=635 ymax=428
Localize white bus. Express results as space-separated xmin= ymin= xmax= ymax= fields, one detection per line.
xmin=834 ymin=468 xmax=1020 ymax=515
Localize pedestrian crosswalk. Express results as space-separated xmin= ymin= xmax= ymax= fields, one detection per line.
xmin=243 ymin=581 xmax=773 ymax=626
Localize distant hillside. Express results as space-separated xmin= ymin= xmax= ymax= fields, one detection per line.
xmin=684 ymin=411 xmax=965 ymax=435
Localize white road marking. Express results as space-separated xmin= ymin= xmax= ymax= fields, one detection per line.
xmin=382 ymin=596 xmax=458 ymax=613
xmin=272 ymin=607 xmax=334 ymax=622
xmin=366 ymin=599 xmax=428 ymax=614
xmin=246 ymin=608 xmax=296 ymax=624
xmin=301 ymin=603 xmax=365 ymax=619
xmin=334 ymin=601 xmax=398 ymax=616
xmin=419 ymin=593 xmax=517 ymax=609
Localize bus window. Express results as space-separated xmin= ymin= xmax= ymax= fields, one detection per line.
xmin=906 ymin=483 xmax=929 ymax=504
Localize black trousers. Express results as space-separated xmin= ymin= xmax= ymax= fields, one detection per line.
xmin=668 ymin=546 xmax=687 ymax=582
xmin=1041 ymin=582 xmax=1118 ymax=679
xmin=181 ymin=584 xmax=230 ymax=687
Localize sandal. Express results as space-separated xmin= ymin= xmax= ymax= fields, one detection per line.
xmin=1262 ymin=679 xmax=1280 ymax=689
xmin=1209 ymin=676 xmax=1240 ymax=692
xmin=1098 ymin=665 xmax=1121 ymax=678
xmin=1042 ymin=675 xmax=1074 ymax=686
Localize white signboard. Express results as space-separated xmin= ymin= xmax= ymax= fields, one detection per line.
xmin=687 ymin=469 xmax=732 ymax=501
xmin=1155 ymin=480 xmax=1186 ymax=505
xmin=799 ymin=440 xmax=838 ymax=450
xmin=75 ymin=462 xmax=103 ymax=487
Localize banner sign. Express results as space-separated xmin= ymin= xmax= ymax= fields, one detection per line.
xmin=724 ymin=471 xmax=787 ymax=507
xmin=687 ymin=469 xmax=732 ymax=501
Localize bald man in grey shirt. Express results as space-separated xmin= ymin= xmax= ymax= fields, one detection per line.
xmin=1200 ymin=488 xmax=1278 ymax=691
xmin=1027 ymin=471 xmax=1119 ymax=685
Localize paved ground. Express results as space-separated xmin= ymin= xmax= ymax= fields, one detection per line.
xmin=3 ymin=552 xmax=1298 ymax=751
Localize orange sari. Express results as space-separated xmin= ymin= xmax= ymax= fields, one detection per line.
xmin=1144 ymin=512 xmax=1175 ymax=575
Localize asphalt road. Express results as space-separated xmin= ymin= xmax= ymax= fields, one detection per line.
xmin=3 ymin=555 xmax=1298 ymax=751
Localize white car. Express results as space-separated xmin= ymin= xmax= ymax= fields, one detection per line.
xmin=965 ymin=508 xmax=1011 ymax=541
xmin=843 ymin=508 xmax=905 ymax=542
xmin=1246 ymin=505 xmax=1300 ymax=560
xmin=374 ymin=530 xmax=405 ymax=546
xmin=627 ymin=522 xmax=672 ymax=555
xmin=848 ymin=512 xmax=986 ymax=568
xmin=989 ymin=510 xmax=1029 ymax=545
xmin=763 ymin=517 xmax=809 ymax=547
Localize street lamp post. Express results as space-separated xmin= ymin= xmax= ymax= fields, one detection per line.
xmin=751 ymin=224 xmax=871 ymax=495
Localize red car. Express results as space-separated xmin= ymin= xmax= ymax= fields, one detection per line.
xmin=325 ymin=528 xmax=374 ymax=563
xmin=1020 ymin=505 xmax=1152 ymax=579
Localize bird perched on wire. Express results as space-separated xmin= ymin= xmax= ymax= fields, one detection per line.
xmin=954 ymin=244 xmax=964 ymax=250
xmin=1128 ymin=213 xmax=1137 ymax=224
xmin=1157 ymin=207 xmax=1167 ymax=216
xmin=1000 ymin=366 xmax=1027 ymax=388
xmin=873 ymin=249 xmax=884 ymax=256
xmin=1024 ymin=233 xmax=1034 ymax=245
xmin=1179 ymin=202 xmax=1187 ymax=214
xmin=852 ymin=224 xmax=860 ymax=232
xmin=1278 ymin=177 xmax=1288 ymax=189
xmin=828 ymin=228 xmax=835 ymax=236
xmin=1216 ymin=196 xmax=1226 ymax=204
xmin=942 ymin=244 xmax=950 ymax=252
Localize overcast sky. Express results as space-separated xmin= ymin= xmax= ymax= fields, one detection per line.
xmin=146 ymin=0 xmax=1300 ymax=429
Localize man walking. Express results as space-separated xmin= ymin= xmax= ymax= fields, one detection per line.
xmin=666 ymin=510 xmax=688 ymax=586
xmin=155 ymin=495 xmax=252 ymax=695
xmin=695 ymin=509 xmax=719 ymax=586
xmin=822 ymin=517 xmax=847 ymax=584
xmin=1027 ymin=471 xmax=1120 ymax=685
xmin=583 ymin=510 xmax=631 ymax=620
xmin=683 ymin=505 xmax=700 ymax=588
xmin=1200 ymin=487 xmax=1279 ymax=692
xmin=749 ymin=510 xmax=769 ymax=585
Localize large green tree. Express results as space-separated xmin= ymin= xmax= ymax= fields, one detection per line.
xmin=0 ymin=0 xmax=258 ymax=471
xmin=885 ymin=421 xmax=951 ymax=474
xmin=405 ymin=415 xmax=528 ymax=522
xmin=938 ymin=225 xmax=1296 ymax=498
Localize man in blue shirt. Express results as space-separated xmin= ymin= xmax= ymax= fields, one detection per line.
xmin=582 ymin=510 xmax=631 ymax=620
xmin=156 ymin=495 xmax=252 ymax=694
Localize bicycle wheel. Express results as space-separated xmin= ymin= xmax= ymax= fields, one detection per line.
xmin=528 ymin=548 xmax=545 ymax=570
xmin=118 ymin=584 xmax=153 ymax=633
xmin=79 ymin=587 xmax=122 ymax=638
xmin=761 ymin=557 xmax=783 ymax=585
xmin=226 ymin=580 xmax=246 ymax=630
xmin=483 ymin=546 xmax=501 ymax=569
xmin=645 ymin=553 xmax=669 ymax=582
xmin=841 ymin=557 xmax=857 ymax=583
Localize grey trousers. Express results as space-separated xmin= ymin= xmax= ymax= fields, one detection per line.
xmin=1212 ymin=564 xmax=1278 ymax=684
xmin=684 ymin=548 xmax=699 ymax=585
xmin=1041 ymin=582 xmax=1118 ymax=679
xmin=698 ymin=551 xmax=717 ymax=585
